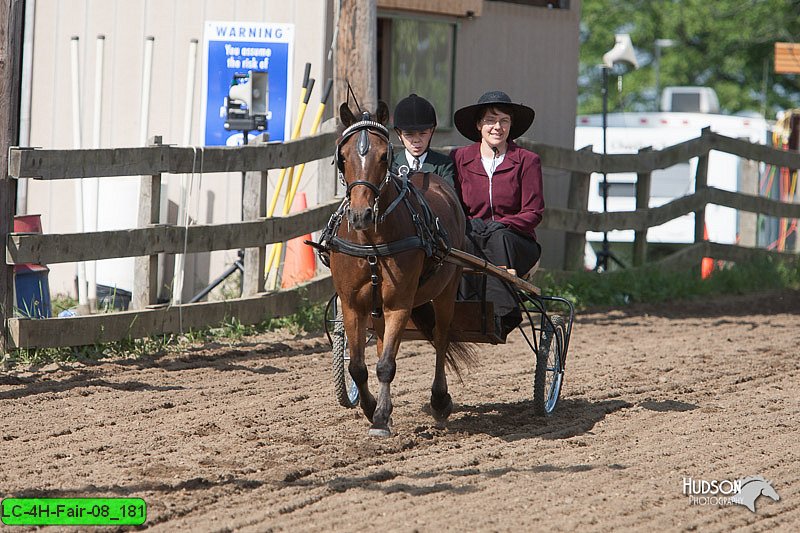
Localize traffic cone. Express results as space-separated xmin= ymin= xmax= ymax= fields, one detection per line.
xmin=281 ymin=192 xmax=316 ymax=288
xmin=701 ymin=223 xmax=713 ymax=280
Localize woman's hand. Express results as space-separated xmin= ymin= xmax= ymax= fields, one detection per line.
xmin=469 ymin=218 xmax=487 ymax=234
xmin=484 ymin=220 xmax=505 ymax=233
xmin=469 ymin=218 xmax=506 ymax=236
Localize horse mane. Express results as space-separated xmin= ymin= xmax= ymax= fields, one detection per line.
xmin=409 ymin=303 xmax=478 ymax=382
xmin=739 ymin=475 xmax=769 ymax=486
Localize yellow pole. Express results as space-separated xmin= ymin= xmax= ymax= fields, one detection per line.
xmin=283 ymin=79 xmax=332 ymax=213
xmin=265 ymin=63 xmax=311 ymax=218
xmin=266 ymin=81 xmax=312 ymax=217
xmin=280 ymin=78 xmax=315 ymax=205
xmin=266 ymin=78 xmax=334 ymax=279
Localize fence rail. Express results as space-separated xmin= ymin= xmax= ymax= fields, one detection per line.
xmin=7 ymin=200 xmax=340 ymax=265
xmin=4 ymin=127 xmax=799 ymax=350
xmin=9 ymin=132 xmax=338 ymax=179
xmin=518 ymin=127 xmax=800 ymax=269
xmin=8 ymin=276 xmax=333 ymax=349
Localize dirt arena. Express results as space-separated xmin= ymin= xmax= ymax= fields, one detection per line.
xmin=1 ymin=289 xmax=798 ymax=532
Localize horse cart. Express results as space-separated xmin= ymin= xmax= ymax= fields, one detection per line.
xmin=314 ymin=101 xmax=575 ymax=435
xmin=324 ymin=248 xmax=574 ymax=417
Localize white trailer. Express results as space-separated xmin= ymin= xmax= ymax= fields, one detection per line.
xmin=574 ymin=110 xmax=770 ymax=246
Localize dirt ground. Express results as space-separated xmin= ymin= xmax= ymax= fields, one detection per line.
xmin=1 ymin=289 xmax=798 ymax=532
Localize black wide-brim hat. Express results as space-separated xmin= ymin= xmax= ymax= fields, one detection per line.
xmin=453 ymin=90 xmax=535 ymax=142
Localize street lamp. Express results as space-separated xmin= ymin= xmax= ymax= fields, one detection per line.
xmin=654 ymin=38 xmax=676 ymax=111
xmin=595 ymin=33 xmax=638 ymax=272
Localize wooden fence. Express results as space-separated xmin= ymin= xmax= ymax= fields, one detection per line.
xmin=5 ymin=133 xmax=339 ymax=350
xmin=4 ymin=127 xmax=800 ymax=350
xmin=517 ymin=127 xmax=800 ymax=270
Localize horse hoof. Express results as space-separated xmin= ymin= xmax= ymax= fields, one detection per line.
xmin=368 ymin=427 xmax=392 ymax=438
xmin=433 ymin=404 xmax=452 ymax=422
xmin=430 ymin=397 xmax=453 ymax=422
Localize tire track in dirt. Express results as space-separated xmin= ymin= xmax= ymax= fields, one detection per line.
xmin=1 ymin=290 xmax=798 ymax=531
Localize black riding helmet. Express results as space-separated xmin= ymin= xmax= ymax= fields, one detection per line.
xmin=393 ymin=94 xmax=437 ymax=131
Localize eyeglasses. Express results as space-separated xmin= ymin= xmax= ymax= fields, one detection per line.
xmin=480 ymin=117 xmax=512 ymax=128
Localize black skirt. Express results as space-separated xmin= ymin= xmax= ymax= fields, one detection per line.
xmin=458 ymin=225 xmax=541 ymax=319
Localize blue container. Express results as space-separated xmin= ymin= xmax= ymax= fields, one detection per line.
xmin=15 ymin=263 xmax=52 ymax=318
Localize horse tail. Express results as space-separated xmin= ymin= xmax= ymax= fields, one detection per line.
xmin=409 ymin=302 xmax=478 ymax=382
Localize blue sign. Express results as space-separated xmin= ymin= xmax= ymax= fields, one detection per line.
xmin=202 ymin=21 xmax=294 ymax=146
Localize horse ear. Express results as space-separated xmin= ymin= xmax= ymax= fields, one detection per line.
xmin=340 ymin=102 xmax=356 ymax=127
xmin=375 ymin=101 xmax=390 ymax=125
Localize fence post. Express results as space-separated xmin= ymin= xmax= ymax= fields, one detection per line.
xmin=738 ymin=158 xmax=759 ymax=248
xmin=133 ymin=136 xmax=163 ymax=309
xmin=242 ymin=137 xmax=268 ymax=296
xmin=564 ymin=169 xmax=591 ymax=271
xmin=633 ymin=147 xmax=652 ymax=266
xmin=694 ymin=147 xmax=710 ymax=246
xmin=0 ymin=0 xmax=24 ymax=353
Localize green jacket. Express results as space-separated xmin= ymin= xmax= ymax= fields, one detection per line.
xmin=392 ymin=149 xmax=455 ymax=188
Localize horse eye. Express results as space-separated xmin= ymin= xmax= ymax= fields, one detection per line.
xmin=380 ymin=153 xmax=388 ymax=162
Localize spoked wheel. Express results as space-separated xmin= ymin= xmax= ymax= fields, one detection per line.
xmin=331 ymin=303 xmax=359 ymax=408
xmin=533 ymin=314 xmax=566 ymax=416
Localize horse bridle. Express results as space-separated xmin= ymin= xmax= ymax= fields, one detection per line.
xmin=335 ymin=115 xmax=396 ymax=221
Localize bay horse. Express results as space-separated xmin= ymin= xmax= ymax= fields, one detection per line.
xmin=325 ymin=101 xmax=474 ymax=437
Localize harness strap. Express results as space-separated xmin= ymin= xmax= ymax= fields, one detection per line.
xmin=327 ymin=235 xmax=425 ymax=257
xmin=367 ymin=255 xmax=382 ymax=319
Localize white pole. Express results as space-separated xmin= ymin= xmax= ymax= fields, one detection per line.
xmin=17 ymin=0 xmax=36 ymax=215
xmin=139 ymin=36 xmax=159 ymax=302
xmin=172 ymin=38 xmax=199 ymax=305
xmin=87 ymin=34 xmax=105 ymax=309
xmin=181 ymin=39 xmax=198 ymax=146
xmin=70 ymin=36 xmax=89 ymax=311
xmin=139 ymin=36 xmax=154 ymax=146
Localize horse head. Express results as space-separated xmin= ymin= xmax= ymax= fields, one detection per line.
xmin=337 ymin=101 xmax=391 ymax=230
xmin=732 ymin=476 xmax=780 ymax=513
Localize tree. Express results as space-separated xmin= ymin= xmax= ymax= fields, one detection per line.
xmin=579 ymin=0 xmax=800 ymax=118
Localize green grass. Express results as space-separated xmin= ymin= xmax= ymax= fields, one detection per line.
xmin=539 ymin=256 xmax=800 ymax=310
xmin=5 ymin=298 xmax=328 ymax=368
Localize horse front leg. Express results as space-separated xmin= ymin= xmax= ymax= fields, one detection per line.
xmin=343 ymin=311 xmax=376 ymax=423
xmin=369 ymin=308 xmax=408 ymax=437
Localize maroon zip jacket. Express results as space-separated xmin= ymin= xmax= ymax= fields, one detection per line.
xmin=450 ymin=140 xmax=545 ymax=239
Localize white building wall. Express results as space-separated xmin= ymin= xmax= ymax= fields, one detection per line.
xmin=448 ymin=1 xmax=582 ymax=268
xmin=21 ymin=1 xmax=582 ymax=302
xmin=24 ymin=0 xmax=333 ymax=300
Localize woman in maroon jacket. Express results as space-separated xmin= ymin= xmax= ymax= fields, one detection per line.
xmin=450 ymin=91 xmax=544 ymax=337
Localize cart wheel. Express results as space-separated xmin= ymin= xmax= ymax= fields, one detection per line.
xmin=332 ymin=309 xmax=359 ymax=408
xmin=533 ymin=314 xmax=566 ymax=416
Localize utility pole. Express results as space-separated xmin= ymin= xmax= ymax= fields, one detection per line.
xmin=0 ymin=0 xmax=25 ymax=354
xmin=333 ymin=0 xmax=377 ymax=113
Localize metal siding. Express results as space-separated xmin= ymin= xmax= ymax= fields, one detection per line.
xmin=450 ymin=1 xmax=579 ymax=148
xmin=25 ymin=0 xmax=332 ymax=296
xmin=25 ymin=0 xmax=579 ymax=295
xmin=447 ymin=0 xmax=581 ymax=268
